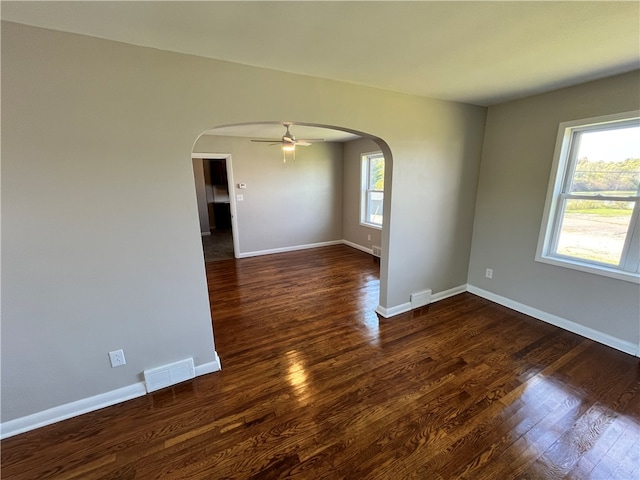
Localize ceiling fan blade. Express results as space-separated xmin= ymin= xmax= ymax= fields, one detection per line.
xmin=252 ymin=125 xmax=325 ymax=148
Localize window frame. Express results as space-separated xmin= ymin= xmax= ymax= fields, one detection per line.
xmin=360 ymin=151 xmax=385 ymax=229
xmin=535 ymin=111 xmax=640 ymax=284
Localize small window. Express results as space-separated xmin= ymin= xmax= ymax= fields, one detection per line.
xmin=361 ymin=152 xmax=385 ymax=228
xmin=536 ymin=111 xmax=640 ymax=283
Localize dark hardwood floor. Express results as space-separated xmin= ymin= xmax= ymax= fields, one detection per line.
xmin=2 ymin=245 xmax=639 ymax=479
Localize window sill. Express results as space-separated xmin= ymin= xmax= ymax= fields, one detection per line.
xmin=360 ymin=222 xmax=382 ymax=231
xmin=535 ymin=254 xmax=640 ymax=284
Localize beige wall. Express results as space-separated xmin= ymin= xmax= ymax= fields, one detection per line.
xmin=1 ymin=22 xmax=486 ymax=423
xmin=342 ymin=138 xmax=384 ymax=251
xmin=468 ymin=71 xmax=640 ymax=347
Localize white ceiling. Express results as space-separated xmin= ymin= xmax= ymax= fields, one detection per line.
xmin=2 ymin=1 xmax=638 ymax=109
xmin=201 ymin=123 xmax=361 ymax=143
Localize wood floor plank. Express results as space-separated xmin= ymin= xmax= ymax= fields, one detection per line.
xmin=2 ymin=245 xmax=638 ymax=479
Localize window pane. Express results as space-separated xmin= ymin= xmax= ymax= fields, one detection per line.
xmin=368 ymin=191 xmax=384 ymax=225
xmin=570 ymin=126 xmax=640 ymax=195
xmin=556 ymin=199 xmax=634 ymax=265
xmin=368 ymin=156 xmax=385 ymax=190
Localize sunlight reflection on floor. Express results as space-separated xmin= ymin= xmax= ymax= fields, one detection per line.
xmin=285 ymin=350 xmax=312 ymax=406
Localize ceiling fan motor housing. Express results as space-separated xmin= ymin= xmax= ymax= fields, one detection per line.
xmin=283 ymin=125 xmax=295 ymax=143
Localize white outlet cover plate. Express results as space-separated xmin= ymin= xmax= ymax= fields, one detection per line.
xmin=109 ymin=349 xmax=126 ymax=367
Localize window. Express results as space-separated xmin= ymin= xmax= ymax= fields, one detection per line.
xmin=361 ymin=152 xmax=385 ymax=228
xmin=536 ymin=111 xmax=640 ymax=283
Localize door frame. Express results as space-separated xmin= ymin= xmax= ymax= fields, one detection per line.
xmin=192 ymin=152 xmax=240 ymax=258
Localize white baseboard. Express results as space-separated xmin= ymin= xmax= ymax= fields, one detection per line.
xmin=376 ymin=302 xmax=412 ymax=318
xmin=432 ymin=284 xmax=467 ymax=303
xmin=377 ymin=284 xmax=468 ymax=318
xmin=0 ymin=382 xmax=147 ymax=440
xmin=238 ymin=239 xmax=376 ymax=259
xmin=238 ymin=240 xmax=343 ymax=258
xmin=196 ymin=352 xmax=222 ymax=375
xmin=342 ymin=240 xmax=373 ymax=255
xmin=201 ymin=231 xmax=211 ymax=237
xmin=467 ymin=285 xmax=638 ymax=357
xmin=0 ymin=352 xmax=222 ymax=440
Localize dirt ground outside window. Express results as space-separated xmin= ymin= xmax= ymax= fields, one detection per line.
xmin=557 ymin=213 xmax=631 ymax=265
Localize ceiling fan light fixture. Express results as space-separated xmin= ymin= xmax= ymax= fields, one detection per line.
xmin=251 ymin=124 xmax=324 ymax=160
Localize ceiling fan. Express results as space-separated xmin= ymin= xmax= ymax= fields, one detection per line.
xmin=251 ymin=124 xmax=324 ymax=153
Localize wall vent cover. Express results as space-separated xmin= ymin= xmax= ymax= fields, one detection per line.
xmin=372 ymin=246 xmax=382 ymax=257
xmin=143 ymin=357 xmax=195 ymax=393
xmin=410 ymin=289 xmax=432 ymax=309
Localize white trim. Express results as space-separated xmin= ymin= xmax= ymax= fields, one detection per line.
xmin=237 ymin=239 xmax=375 ymax=260
xmin=535 ymin=255 xmax=640 ymax=284
xmin=342 ymin=239 xmax=373 ymax=255
xmin=237 ymin=239 xmax=378 ymax=260
xmin=431 ymin=284 xmax=467 ymax=303
xmin=376 ymin=284 xmax=468 ymax=318
xmin=238 ymin=240 xmax=343 ymax=258
xmin=224 ymin=155 xmax=241 ymax=258
xmin=360 ymin=151 xmax=385 ymax=229
xmin=359 ymin=222 xmax=383 ymax=231
xmin=0 ymin=353 xmax=222 ymax=440
xmin=201 ymin=231 xmax=211 ymax=237
xmin=192 ymin=152 xmax=229 ymax=159
xmin=0 ymin=383 xmax=147 ymax=440
xmin=467 ymin=285 xmax=638 ymax=357
xmin=196 ymin=352 xmax=222 ymax=375
xmin=376 ymin=302 xmax=412 ymax=318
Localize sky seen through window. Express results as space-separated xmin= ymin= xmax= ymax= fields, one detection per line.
xmin=578 ymin=126 xmax=640 ymax=162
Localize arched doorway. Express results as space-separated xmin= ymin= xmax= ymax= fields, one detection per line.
xmin=191 ymin=121 xmax=393 ymax=311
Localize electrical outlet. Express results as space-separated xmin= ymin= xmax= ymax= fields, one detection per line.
xmin=485 ymin=268 xmax=493 ymax=279
xmin=368 ymin=234 xmax=371 ymax=241
xmin=109 ymin=349 xmax=126 ymax=368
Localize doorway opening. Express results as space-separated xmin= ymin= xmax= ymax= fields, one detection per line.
xmin=192 ymin=154 xmax=239 ymax=262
